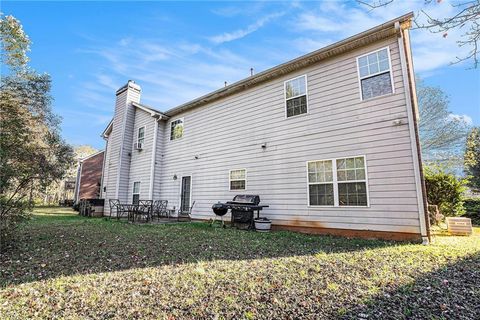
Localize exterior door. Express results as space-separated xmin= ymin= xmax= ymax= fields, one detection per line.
xmin=180 ymin=176 xmax=191 ymax=212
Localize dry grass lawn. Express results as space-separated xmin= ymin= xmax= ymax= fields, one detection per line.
xmin=1 ymin=207 xmax=479 ymax=319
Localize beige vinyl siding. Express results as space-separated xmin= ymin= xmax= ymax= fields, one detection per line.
xmin=102 ymin=92 xmax=127 ymax=214
xmin=117 ymin=89 xmax=140 ymax=202
xmin=102 ymin=86 xmax=141 ymax=214
xmin=156 ymin=35 xmax=421 ymax=234
xmin=153 ymin=122 xmax=166 ymax=198
xmin=127 ymin=109 xmax=155 ymax=202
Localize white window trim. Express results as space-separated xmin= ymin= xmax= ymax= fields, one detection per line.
xmin=170 ymin=117 xmax=184 ymax=141
xmin=137 ymin=126 xmax=146 ymax=145
xmin=306 ymin=155 xmax=370 ymax=208
xmin=356 ymin=46 xmax=395 ymax=101
xmin=178 ymin=175 xmax=193 ymax=212
xmin=229 ymin=169 xmax=247 ymax=191
xmin=284 ymin=74 xmax=309 ymax=119
xmin=132 ymin=181 xmax=141 ymax=203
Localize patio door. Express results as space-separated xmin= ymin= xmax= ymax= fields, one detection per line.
xmin=180 ymin=176 xmax=191 ymax=212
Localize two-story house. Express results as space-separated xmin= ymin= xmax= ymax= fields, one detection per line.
xmin=100 ymin=12 xmax=430 ymax=242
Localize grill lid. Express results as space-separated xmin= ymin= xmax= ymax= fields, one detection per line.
xmin=229 ymin=194 xmax=260 ymax=205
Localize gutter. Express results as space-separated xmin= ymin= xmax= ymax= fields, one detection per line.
xmin=101 ymin=119 xmax=113 ymax=138
xmin=132 ymin=102 xmax=169 ymax=119
xmin=100 ymin=141 xmax=108 ymax=199
xmin=396 ymin=22 xmax=431 ymax=243
xmin=74 ymin=162 xmax=83 ymax=203
xmin=164 ymin=12 xmax=414 ymax=117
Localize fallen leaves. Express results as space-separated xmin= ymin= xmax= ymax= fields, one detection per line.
xmin=0 ymin=207 xmax=479 ymax=319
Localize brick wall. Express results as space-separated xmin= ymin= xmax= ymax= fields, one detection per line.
xmin=79 ymin=152 xmax=104 ymax=199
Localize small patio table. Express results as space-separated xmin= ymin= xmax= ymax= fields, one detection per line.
xmin=123 ymin=203 xmax=153 ymax=222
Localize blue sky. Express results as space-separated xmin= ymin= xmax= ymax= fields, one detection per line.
xmin=3 ymin=1 xmax=480 ymax=150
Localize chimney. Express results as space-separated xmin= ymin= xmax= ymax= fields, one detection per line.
xmin=115 ymin=80 xmax=141 ymax=104
xmin=250 ymin=68 xmax=254 ymax=76
xmin=110 ymin=80 xmax=142 ymax=202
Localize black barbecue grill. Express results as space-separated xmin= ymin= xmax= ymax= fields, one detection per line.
xmin=212 ymin=195 xmax=269 ymax=230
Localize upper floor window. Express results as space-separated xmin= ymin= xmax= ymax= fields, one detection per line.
xmin=137 ymin=126 xmax=145 ymax=145
xmin=285 ymin=75 xmax=308 ymax=118
xmin=170 ymin=118 xmax=184 ymax=140
xmin=229 ymin=169 xmax=246 ymax=190
xmin=307 ymin=155 xmax=368 ymax=207
xmin=357 ymin=47 xmax=393 ymax=100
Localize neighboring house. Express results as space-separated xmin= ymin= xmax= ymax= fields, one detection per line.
xmin=74 ymin=151 xmax=105 ymax=203
xmin=101 ymin=13 xmax=430 ymax=242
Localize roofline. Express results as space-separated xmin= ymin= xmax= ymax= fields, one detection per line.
xmin=163 ymin=12 xmax=413 ymax=117
xmin=79 ymin=150 xmax=105 ymax=162
xmin=101 ymin=119 xmax=113 ymax=138
xmin=132 ymin=102 xmax=169 ymax=120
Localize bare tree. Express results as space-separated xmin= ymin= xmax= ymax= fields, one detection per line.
xmin=416 ymin=78 xmax=471 ymax=169
xmin=358 ymin=0 xmax=480 ymax=68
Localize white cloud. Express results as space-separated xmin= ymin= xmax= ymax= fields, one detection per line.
xmin=295 ymin=13 xmax=344 ymax=32
xmin=210 ymin=2 xmax=268 ymax=18
xmin=290 ymin=1 xmax=472 ymax=73
xmin=119 ymin=37 xmax=132 ymax=47
xmin=96 ymin=74 xmax=118 ymax=92
xmin=208 ymin=12 xmax=285 ymax=44
xmin=78 ymin=1 xmax=474 ymax=116
xmin=448 ymin=114 xmax=473 ymax=125
xmin=292 ymin=37 xmax=334 ymax=53
xmin=211 ymin=6 xmax=244 ymax=17
xmin=80 ymin=36 xmax=267 ymax=110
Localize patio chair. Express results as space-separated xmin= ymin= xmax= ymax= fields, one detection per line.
xmin=134 ymin=200 xmax=153 ymax=222
xmin=108 ymin=199 xmax=119 ymax=218
xmin=153 ymin=200 xmax=168 ymax=219
xmin=109 ymin=199 xmax=128 ymax=220
xmin=177 ymin=201 xmax=195 ymax=222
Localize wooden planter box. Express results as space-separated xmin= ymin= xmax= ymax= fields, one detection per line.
xmin=446 ymin=217 xmax=473 ymax=235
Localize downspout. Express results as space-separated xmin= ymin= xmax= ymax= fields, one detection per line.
xmin=74 ymin=161 xmax=82 ymax=203
xmin=100 ymin=144 xmax=107 ymax=199
xmin=396 ymin=22 xmax=431 ymax=243
xmin=149 ymin=116 xmax=159 ymax=199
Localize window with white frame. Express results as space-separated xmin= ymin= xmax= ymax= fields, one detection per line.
xmin=307 ymin=156 xmax=368 ymax=207
xmin=336 ymin=156 xmax=368 ymax=206
xmin=132 ymin=181 xmax=140 ymax=204
xmin=137 ymin=126 xmax=145 ymax=145
xmin=357 ymin=48 xmax=393 ymax=100
xmin=170 ymin=118 xmax=184 ymax=140
xmin=285 ymin=75 xmax=308 ymax=118
xmin=229 ymin=169 xmax=246 ymax=190
xmin=307 ymin=160 xmax=334 ymax=206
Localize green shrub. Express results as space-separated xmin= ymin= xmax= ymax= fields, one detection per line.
xmin=462 ymin=198 xmax=480 ymax=225
xmin=424 ymin=166 xmax=467 ymax=217
xmin=0 ymin=196 xmax=31 ymax=252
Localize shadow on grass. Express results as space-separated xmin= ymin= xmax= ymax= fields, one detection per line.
xmin=1 ymin=208 xmax=409 ymax=288
xmin=339 ymin=252 xmax=480 ymax=319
